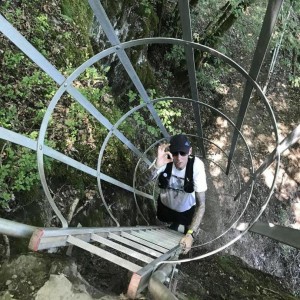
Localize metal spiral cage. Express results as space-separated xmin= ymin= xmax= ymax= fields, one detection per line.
xmin=1 ymin=0 xmax=299 ymax=264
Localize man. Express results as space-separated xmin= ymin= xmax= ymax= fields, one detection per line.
xmin=145 ymin=134 xmax=207 ymax=254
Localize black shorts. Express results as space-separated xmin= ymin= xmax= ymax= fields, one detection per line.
xmin=156 ymin=196 xmax=195 ymax=226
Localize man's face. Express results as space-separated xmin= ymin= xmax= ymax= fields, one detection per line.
xmin=172 ymin=147 xmax=192 ymax=170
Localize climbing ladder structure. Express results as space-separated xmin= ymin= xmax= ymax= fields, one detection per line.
xmin=29 ymin=225 xmax=183 ymax=298
xmin=0 ymin=0 xmax=300 ymax=298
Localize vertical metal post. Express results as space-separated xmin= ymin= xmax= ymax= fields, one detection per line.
xmin=226 ymin=0 xmax=284 ymax=174
xmin=88 ymin=0 xmax=169 ymax=138
xmin=178 ymin=0 xmax=206 ymax=157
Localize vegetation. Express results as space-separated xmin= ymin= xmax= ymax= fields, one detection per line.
xmin=0 ymin=1 xmax=87 ymax=208
xmin=178 ymin=254 xmax=299 ymax=299
xmin=0 ymin=0 xmax=182 ymax=210
xmin=279 ymin=1 xmax=300 ymax=87
xmin=0 ymin=0 xmax=299 ymax=295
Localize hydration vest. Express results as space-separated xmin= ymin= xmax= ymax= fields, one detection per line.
xmin=158 ymin=155 xmax=195 ymax=193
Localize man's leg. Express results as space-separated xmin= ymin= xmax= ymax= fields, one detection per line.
xmin=169 ymin=223 xmax=180 ymax=231
xmin=157 ymin=197 xmax=196 ymax=233
xmin=157 ymin=196 xmax=176 ymax=223
xmin=157 ymin=197 xmax=181 ymax=231
xmin=178 ymin=206 xmax=196 ymax=233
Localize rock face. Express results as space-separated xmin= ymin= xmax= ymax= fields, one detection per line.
xmin=0 ymin=252 xmax=298 ymax=299
xmin=0 ymin=253 xmax=106 ymax=300
xmin=90 ymin=1 xmax=165 ymax=93
xmin=35 ymin=274 xmax=93 ymax=300
xmin=176 ymin=254 xmax=299 ymax=300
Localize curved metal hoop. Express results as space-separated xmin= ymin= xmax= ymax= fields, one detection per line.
xmin=98 ymin=97 xmax=255 ymax=249
xmin=36 ymin=36 xmax=279 ymax=255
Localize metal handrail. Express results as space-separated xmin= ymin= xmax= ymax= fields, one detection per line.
xmin=0 ymin=218 xmax=37 ymax=238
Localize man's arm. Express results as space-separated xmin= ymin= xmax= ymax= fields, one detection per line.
xmin=180 ymin=191 xmax=205 ymax=254
xmin=189 ymin=191 xmax=206 ymax=233
xmin=139 ymin=144 xmax=173 ymax=186
xmin=139 ymin=160 xmax=161 ymax=186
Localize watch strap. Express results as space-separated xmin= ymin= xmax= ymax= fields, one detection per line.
xmin=187 ymin=229 xmax=195 ymax=239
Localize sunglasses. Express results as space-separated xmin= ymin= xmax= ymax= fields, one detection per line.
xmin=171 ymin=151 xmax=188 ymax=157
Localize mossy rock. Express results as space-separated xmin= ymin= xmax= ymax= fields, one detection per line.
xmin=176 ymin=254 xmax=298 ymax=300
xmin=0 ymin=252 xmax=104 ymax=300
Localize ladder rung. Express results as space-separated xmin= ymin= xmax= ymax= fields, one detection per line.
xmin=121 ymin=232 xmax=168 ymax=253
xmin=141 ymin=230 xmax=179 ymax=248
xmin=158 ymin=228 xmax=184 ymax=237
xmin=67 ymin=235 xmax=141 ymax=273
xmin=131 ymin=231 xmax=174 ymax=249
xmin=91 ymin=234 xmax=153 ymax=263
xmin=154 ymin=229 xmax=183 ymax=242
xmin=165 ymin=228 xmax=184 ymax=237
xmin=109 ymin=233 xmax=161 ymax=257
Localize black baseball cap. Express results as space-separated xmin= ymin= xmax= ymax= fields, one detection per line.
xmin=169 ymin=134 xmax=191 ymax=154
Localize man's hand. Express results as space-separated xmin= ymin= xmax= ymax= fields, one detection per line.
xmin=155 ymin=143 xmax=173 ymax=168
xmin=180 ymin=234 xmax=193 ymax=254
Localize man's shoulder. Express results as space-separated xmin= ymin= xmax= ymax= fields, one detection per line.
xmin=192 ymin=156 xmax=205 ymax=170
xmin=192 ymin=156 xmax=204 ymax=164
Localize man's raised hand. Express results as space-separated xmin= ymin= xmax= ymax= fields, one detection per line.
xmin=155 ymin=143 xmax=173 ymax=168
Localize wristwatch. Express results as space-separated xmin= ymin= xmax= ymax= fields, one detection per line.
xmin=187 ymin=229 xmax=195 ymax=239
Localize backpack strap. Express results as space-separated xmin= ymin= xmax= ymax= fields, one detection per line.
xmin=158 ymin=162 xmax=173 ymax=189
xmin=184 ymin=155 xmax=195 ymax=193
xmin=158 ymin=156 xmax=195 ymax=192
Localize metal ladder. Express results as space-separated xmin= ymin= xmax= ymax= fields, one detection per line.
xmin=29 ymin=225 xmax=183 ymax=298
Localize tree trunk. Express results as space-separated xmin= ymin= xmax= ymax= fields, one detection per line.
xmin=195 ymin=0 xmax=251 ymax=68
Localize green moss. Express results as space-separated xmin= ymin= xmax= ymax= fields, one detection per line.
xmin=216 ymin=255 xmax=297 ymax=300
xmin=136 ymin=0 xmax=159 ymax=37
xmin=178 ymin=255 xmax=298 ymax=299
xmin=0 ymin=1 xmax=112 ymax=208
xmin=60 ymin=0 xmax=93 ymax=35
xmin=135 ymin=62 xmax=156 ymax=88
xmin=59 ymin=0 xmax=94 ymax=66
